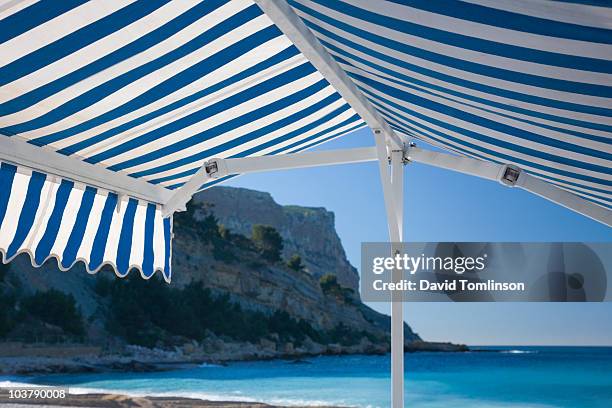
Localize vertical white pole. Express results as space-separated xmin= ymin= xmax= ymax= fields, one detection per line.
xmin=374 ymin=133 xmax=405 ymax=407
xmin=390 ymin=149 xmax=405 ymax=408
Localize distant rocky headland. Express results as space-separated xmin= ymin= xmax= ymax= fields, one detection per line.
xmin=0 ymin=186 xmax=466 ymax=374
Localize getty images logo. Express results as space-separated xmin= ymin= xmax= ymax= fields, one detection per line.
xmin=372 ymin=252 xmax=488 ymax=275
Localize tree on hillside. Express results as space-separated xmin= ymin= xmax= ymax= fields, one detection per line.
xmin=21 ymin=289 xmax=85 ymax=336
xmin=252 ymin=225 xmax=283 ymax=262
xmin=287 ymin=254 xmax=305 ymax=272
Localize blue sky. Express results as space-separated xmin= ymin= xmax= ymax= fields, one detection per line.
xmin=226 ymin=127 xmax=612 ymax=346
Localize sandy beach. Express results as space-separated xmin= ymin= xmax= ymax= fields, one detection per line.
xmin=0 ymin=392 xmax=342 ymax=408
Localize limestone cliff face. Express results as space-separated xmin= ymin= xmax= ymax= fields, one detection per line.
xmin=194 ymin=187 xmax=360 ymax=292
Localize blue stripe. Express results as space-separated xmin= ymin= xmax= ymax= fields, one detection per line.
xmin=89 ymin=192 xmax=118 ymax=270
xmin=351 ymin=71 xmax=612 ymax=164
xmin=0 ymin=1 xmax=168 ymax=88
xmin=1 ymin=4 xmax=263 ymax=137
xmin=300 ymin=0 xmax=612 ymax=73
xmin=39 ymin=25 xmax=282 ymax=146
xmin=163 ymin=217 xmax=171 ymax=281
xmin=141 ymin=203 xmax=156 ymax=278
xmin=33 ymin=179 xmax=74 ymax=264
xmin=292 ymin=2 xmax=611 ymax=97
xmin=94 ymin=63 xmax=319 ymax=170
xmin=270 ymin=120 xmax=364 ymax=155
xmin=0 ymin=1 xmax=226 ymax=116
xmin=58 ymin=46 xmax=300 ymax=155
xmin=0 ymin=163 xmax=17 ymax=231
xmin=61 ymin=186 xmax=96 ymax=268
xmin=380 ymin=0 xmax=612 ymax=44
xmin=116 ymin=198 xmax=138 ymax=274
xmin=6 ymin=171 xmax=46 ymax=258
xmin=139 ymin=84 xmax=342 ymax=180
xmin=0 ymin=0 xmax=87 ymax=44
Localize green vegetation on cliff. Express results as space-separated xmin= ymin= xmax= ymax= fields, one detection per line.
xmin=95 ymin=274 xmax=375 ymax=349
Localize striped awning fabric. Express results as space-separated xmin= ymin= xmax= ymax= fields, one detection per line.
xmin=0 ymin=0 xmax=363 ymax=278
xmin=1 ymin=0 xmax=610 ymax=280
xmin=0 ymin=161 xmax=172 ymax=281
xmin=288 ymin=0 xmax=612 ymax=208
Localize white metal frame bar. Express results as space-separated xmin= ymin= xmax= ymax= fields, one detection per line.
xmin=373 ymin=131 xmax=406 ymax=408
xmin=0 ymin=135 xmax=172 ymax=204
xmin=162 ymin=147 xmax=378 ymax=216
xmin=408 ymin=147 xmax=612 ymax=227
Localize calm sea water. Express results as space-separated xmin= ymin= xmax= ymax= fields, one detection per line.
xmin=3 ymin=347 xmax=612 ymax=407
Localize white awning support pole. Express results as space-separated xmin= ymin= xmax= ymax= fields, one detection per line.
xmin=407 ymin=147 xmax=612 ymax=227
xmin=253 ymin=0 xmax=406 ymax=149
xmin=373 ymin=131 xmax=406 ymax=408
xmin=162 ymin=147 xmax=379 ymax=217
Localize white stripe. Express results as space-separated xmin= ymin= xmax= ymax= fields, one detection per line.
xmin=295 ymin=8 xmax=612 ymax=109
xmin=125 ymin=78 xmax=337 ymax=175
xmin=23 ymin=176 xmax=59 ymax=253
xmin=0 ymin=168 xmax=31 ymax=253
xmin=305 ymin=0 xmax=612 ymax=59
xmin=329 ymin=46 xmax=612 ymax=141
xmin=152 ymin=206 xmax=165 ymax=272
xmin=0 ymin=0 xmax=39 ymax=20
xmin=128 ymin=202 xmax=147 ymax=270
xmin=283 ymin=123 xmax=365 ymax=154
xmin=0 ymin=0 xmax=134 ymax=67
xmin=76 ymin=190 xmax=107 ymax=265
xmin=0 ymin=1 xmax=197 ymax=104
xmin=48 ymin=184 xmax=84 ymax=262
xmin=463 ymin=0 xmax=612 ymax=29
xmin=54 ymin=39 xmax=298 ymax=153
xmin=0 ymin=0 xmax=253 ymax=128
xmin=101 ymin=70 xmax=325 ymax=169
xmin=262 ymin=117 xmax=364 ymax=155
xmin=342 ymin=63 xmax=612 ymax=163
xmin=102 ymin=196 xmax=128 ymax=273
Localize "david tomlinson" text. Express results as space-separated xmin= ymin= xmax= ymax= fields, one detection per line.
xmin=373 ymin=279 xmax=525 ymax=292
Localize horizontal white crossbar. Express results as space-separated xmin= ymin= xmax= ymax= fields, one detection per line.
xmin=220 ymin=147 xmax=377 ymax=174
xmin=163 ymin=144 xmax=610 ymax=227
xmin=162 ymin=147 xmax=378 ymax=216
xmin=0 ymin=136 xmax=172 ymax=204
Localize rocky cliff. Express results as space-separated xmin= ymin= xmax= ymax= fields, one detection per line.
xmin=194 ymin=187 xmax=360 ymax=292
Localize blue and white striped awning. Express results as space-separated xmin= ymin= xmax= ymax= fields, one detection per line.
xmin=0 ymin=0 xmax=363 ymax=279
xmin=288 ymin=0 xmax=612 ymax=207
xmin=0 ymin=161 xmax=172 ymax=281
xmin=1 ymin=0 xmax=610 ymax=281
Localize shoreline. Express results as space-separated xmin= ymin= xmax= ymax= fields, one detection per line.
xmin=0 ymin=341 xmax=468 ymax=376
xmin=0 ymin=392 xmax=344 ymax=408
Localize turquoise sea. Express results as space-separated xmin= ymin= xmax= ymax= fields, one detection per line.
xmin=3 ymin=347 xmax=612 ymax=407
